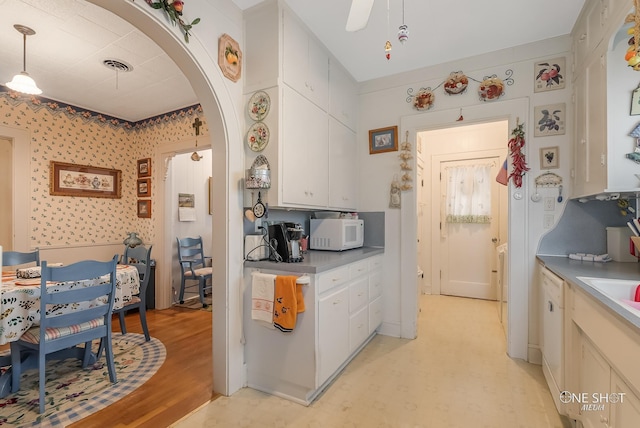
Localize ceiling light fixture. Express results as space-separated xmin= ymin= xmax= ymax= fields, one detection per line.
xmin=6 ymin=24 xmax=42 ymax=95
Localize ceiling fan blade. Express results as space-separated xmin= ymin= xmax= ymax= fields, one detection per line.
xmin=346 ymin=0 xmax=374 ymax=32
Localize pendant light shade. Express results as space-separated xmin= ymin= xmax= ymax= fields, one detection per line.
xmin=6 ymin=24 xmax=42 ymax=95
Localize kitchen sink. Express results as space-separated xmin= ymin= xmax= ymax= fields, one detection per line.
xmin=576 ymin=277 xmax=640 ymax=315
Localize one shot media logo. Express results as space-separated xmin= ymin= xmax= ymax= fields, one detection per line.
xmin=560 ymin=391 xmax=626 ymax=411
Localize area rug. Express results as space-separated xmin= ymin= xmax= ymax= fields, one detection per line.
xmin=0 ymin=333 xmax=165 ymax=427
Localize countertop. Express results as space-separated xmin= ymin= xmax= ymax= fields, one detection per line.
xmin=244 ymin=247 xmax=384 ymax=274
xmin=537 ymin=255 xmax=640 ymax=331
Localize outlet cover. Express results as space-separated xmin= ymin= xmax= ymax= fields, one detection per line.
xmin=544 ymin=214 xmax=554 ymax=229
xmin=544 ymin=197 xmax=555 ymax=211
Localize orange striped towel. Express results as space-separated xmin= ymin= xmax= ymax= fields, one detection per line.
xmin=273 ymin=275 xmax=305 ymax=332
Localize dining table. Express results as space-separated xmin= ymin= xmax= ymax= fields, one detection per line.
xmin=0 ymin=263 xmax=140 ymax=397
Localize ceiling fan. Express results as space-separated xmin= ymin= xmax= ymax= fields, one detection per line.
xmin=346 ymin=0 xmax=374 ymax=32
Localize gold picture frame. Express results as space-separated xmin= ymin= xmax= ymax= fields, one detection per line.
xmin=218 ymin=33 xmax=242 ymax=82
xmin=49 ymin=161 xmax=121 ymax=198
xmin=137 ymin=200 xmax=152 ymax=218
xmin=369 ymin=126 xmax=398 ymax=154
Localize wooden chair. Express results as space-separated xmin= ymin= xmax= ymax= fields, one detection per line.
xmin=176 ymin=237 xmax=212 ymax=308
xmin=2 ymin=248 xmax=40 ymax=267
xmin=114 ymin=245 xmax=152 ymax=341
xmin=10 ymin=255 xmax=119 ymax=413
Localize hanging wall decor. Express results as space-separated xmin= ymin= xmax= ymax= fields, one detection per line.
xmin=143 ymin=0 xmax=200 ymax=42
xmin=533 ymin=103 xmax=566 ymax=137
xmin=398 ymin=131 xmax=413 ymax=190
xmin=507 ymin=121 xmax=530 ymax=188
xmin=369 ymin=126 xmax=398 ymax=154
xmin=534 ymin=57 xmax=565 ymax=92
xmin=218 ymin=33 xmax=242 ymax=82
xmin=624 ymin=1 xmax=640 ymax=70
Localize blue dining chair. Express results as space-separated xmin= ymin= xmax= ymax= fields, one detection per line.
xmin=114 ymin=245 xmax=152 ymax=341
xmin=176 ymin=236 xmax=212 ymax=308
xmin=2 ymin=248 xmax=40 ymax=267
xmin=10 ymin=255 xmax=119 ymax=413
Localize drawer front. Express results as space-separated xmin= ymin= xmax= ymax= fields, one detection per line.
xmin=349 ymin=260 xmax=368 ymax=279
xmin=349 ymin=305 xmax=369 ymax=352
xmin=368 ymin=255 xmax=383 ymax=271
xmin=369 ymin=296 xmax=382 ymax=334
xmin=349 ymin=277 xmax=369 ymax=313
xmin=369 ymin=270 xmax=382 ymax=300
xmin=541 ymin=268 xmax=563 ymax=306
xmin=318 ymin=266 xmax=350 ymax=294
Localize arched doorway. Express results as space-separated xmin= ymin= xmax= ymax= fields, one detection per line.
xmin=89 ymin=0 xmax=244 ymax=395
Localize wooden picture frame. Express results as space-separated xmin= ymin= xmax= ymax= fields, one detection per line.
xmin=540 ymin=146 xmax=559 ymax=169
xmin=631 ymin=86 xmax=640 ymax=116
xmin=369 ymin=126 xmax=398 ymax=154
xmin=137 ymin=200 xmax=152 ymax=218
xmin=218 ymin=33 xmax=242 ymax=82
xmin=49 ymin=161 xmax=121 ymax=198
xmin=137 ymin=178 xmax=151 ymax=197
xmin=137 ymin=158 xmax=151 ymax=178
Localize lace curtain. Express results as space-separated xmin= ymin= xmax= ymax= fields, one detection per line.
xmin=445 ymin=164 xmax=492 ymax=224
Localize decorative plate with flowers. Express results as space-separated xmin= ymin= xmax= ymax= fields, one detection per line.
xmin=246 ymin=122 xmax=270 ymax=152
xmin=248 ymin=91 xmax=271 ymax=121
xmin=478 ymin=77 xmax=504 ymax=101
xmin=443 ymin=72 xmax=469 ymax=95
xmin=414 ymin=89 xmax=435 ymax=110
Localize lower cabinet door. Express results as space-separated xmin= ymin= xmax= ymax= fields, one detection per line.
xmin=318 ymin=286 xmax=349 ymax=385
xmin=610 ymin=370 xmax=640 ymax=428
xmin=349 ymin=305 xmax=369 ymax=353
xmin=369 ymin=296 xmax=382 ymax=335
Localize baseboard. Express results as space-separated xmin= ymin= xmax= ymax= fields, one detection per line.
xmin=528 ymin=344 xmax=542 ymax=365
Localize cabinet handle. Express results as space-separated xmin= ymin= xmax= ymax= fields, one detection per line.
xmin=358 ymin=292 xmax=363 ymax=297
xmin=599 ymin=415 xmax=609 ymax=424
xmin=333 ymin=299 xmax=341 ymax=305
xmin=548 ymin=301 xmax=554 ymax=312
xmin=579 ymin=33 xmax=586 ymax=42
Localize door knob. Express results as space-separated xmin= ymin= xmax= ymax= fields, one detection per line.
xmin=492 ymin=238 xmax=498 ymax=243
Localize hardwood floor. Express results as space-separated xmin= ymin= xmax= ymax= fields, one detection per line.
xmin=69 ymin=306 xmax=216 ymax=428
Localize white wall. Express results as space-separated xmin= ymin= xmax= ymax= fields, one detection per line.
xmin=357 ymin=36 xmax=574 ymax=360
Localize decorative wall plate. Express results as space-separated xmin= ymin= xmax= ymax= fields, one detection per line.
xmin=478 ymin=77 xmax=504 ymax=101
xmin=246 ymin=122 xmax=270 ymax=152
xmin=413 ymin=89 xmax=435 ymax=110
xmin=248 ymin=91 xmax=270 ymax=121
xmin=444 ymin=72 xmax=469 ymax=95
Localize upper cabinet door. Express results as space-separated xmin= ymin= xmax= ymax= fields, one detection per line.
xmin=282 ymin=8 xmax=328 ymax=110
xmin=329 ymin=59 xmax=358 ymax=131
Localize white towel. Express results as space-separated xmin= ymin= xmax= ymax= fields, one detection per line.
xmin=251 ymin=272 xmax=276 ymax=327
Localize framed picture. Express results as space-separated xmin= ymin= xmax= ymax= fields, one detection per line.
xmin=540 ymin=146 xmax=559 ymax=169
xmin=137 ymin=178 xmax=151 ymax=197
xmin=369 ymin=126 xmax=398 ymax=154
xmin=534 ymin=103 xmax=566 ymax=137
xmin=178 ymin=193 xmax=195 ymax=208
xmin=218 ymin=33 xmax=242 ymax=83
xmin=49 ymin=161 xmax=121 ymax=198
xmin=137 ymin=200 xmax=152 ymax=218
xmin=534 ymin=57 xmax=565 ymax=92
xmin=137 ymin=158 xmax=151 ymax=178
xmin=631 ymin=86 xmax=640 ymax=116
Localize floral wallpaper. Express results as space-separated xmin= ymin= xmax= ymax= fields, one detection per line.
xmin=0 ymin=88 xmax=207 ymax=249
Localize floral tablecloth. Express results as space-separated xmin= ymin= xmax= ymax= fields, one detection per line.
xmin=0 ymin=264 xmax=140 ymax=345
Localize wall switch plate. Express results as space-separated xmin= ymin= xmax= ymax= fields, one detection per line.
xmin=544 ymin=214 xmax=554 ymax=229
xmin=544 ymin=197 xmax=555 ymax=211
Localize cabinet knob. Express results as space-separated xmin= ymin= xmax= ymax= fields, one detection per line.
xmin=333 ymin=299 xmax=341 ymax=305
xmin=579 ymin=33 xmax=586 ymax=42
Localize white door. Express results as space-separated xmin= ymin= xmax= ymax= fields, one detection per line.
xmin=440 ymin=157 xmax=501 ymax=300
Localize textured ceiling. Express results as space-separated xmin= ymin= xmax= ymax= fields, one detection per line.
xmin=0 ymin=0 xmax=586 ymax=122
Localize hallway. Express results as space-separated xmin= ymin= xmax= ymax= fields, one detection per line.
xmin=173 ymin=294 xmax=569 ymax=427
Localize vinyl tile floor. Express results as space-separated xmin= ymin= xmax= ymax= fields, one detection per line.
xmin=172 ymin=294 xmax=571 ymax=428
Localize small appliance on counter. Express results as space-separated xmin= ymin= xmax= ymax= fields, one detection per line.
xmin=310 ymin=218 xmax=364 ymax=251
xmin=244 ymin=234 xmax=268 ymax=261
xmin=268 ymin=222 xmax=304 ymax=262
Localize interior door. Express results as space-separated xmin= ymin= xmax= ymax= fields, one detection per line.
xmin=440 ymin=157 xmax=500 ymax=300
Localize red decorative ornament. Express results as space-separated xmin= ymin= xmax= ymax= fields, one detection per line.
xmin=507 ymin=122 xmax=529 ymax=188
xmin=385 ymin=40 xmax=392 ymax=60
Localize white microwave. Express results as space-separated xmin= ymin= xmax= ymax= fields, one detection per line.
xmin=310 ymin=219 xmax=364 ymax=251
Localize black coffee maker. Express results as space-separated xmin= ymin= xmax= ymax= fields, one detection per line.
xmin=268 ymin=222 xmax=304 ymax=263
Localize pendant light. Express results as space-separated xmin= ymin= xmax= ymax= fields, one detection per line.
xmin=6 ymin=24 xmax=42 ymax=95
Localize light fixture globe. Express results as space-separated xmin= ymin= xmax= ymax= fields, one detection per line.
xmin=6 ymin=71 xmax=41 ymax=95
xmin=5 ymin=24 xmax=42 ymax=95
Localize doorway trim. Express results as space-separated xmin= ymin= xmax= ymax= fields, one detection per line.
xmin=90 ymin=0 xmax=245 ymax=395
xmin=401 ymin=98 xmax=529 ymax=359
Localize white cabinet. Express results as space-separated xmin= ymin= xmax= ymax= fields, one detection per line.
xmin=244 ymin=253 xmax=384 ymax=405
xmin=244 ymin=1 xmax=358 ymax=210
xmin=329 ymin=59 xmax=357 ymax=130
xmin=611 ymin=370 xmax=640 ymax=427
xmin=282 ymin=86 xmax=328 ymax=207
xmin=328 ymin=117 xmax=357 ymax=210
xmin=579 ymin=335 xmax=611 ymax=428
xmin=283 ymin=8 xmax=328 ymax=110
xmin=318 ymin=285 xmax=349 ymax=384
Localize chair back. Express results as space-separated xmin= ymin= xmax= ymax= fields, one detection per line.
xmin=38 ymin=255 xmax=118 ymax=350
xmin=123 ymin=245 xmax=153 ymax=297
xmin=3 ymin=249 xmax=40 ymax=267
xmin=177 ymin=237 xmax=207 ymax=274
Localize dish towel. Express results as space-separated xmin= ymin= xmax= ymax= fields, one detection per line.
xmin=251 ymin=273 xmax=277 ymax=327
xmin=273 ymin=275 xmax=305 ymax=332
